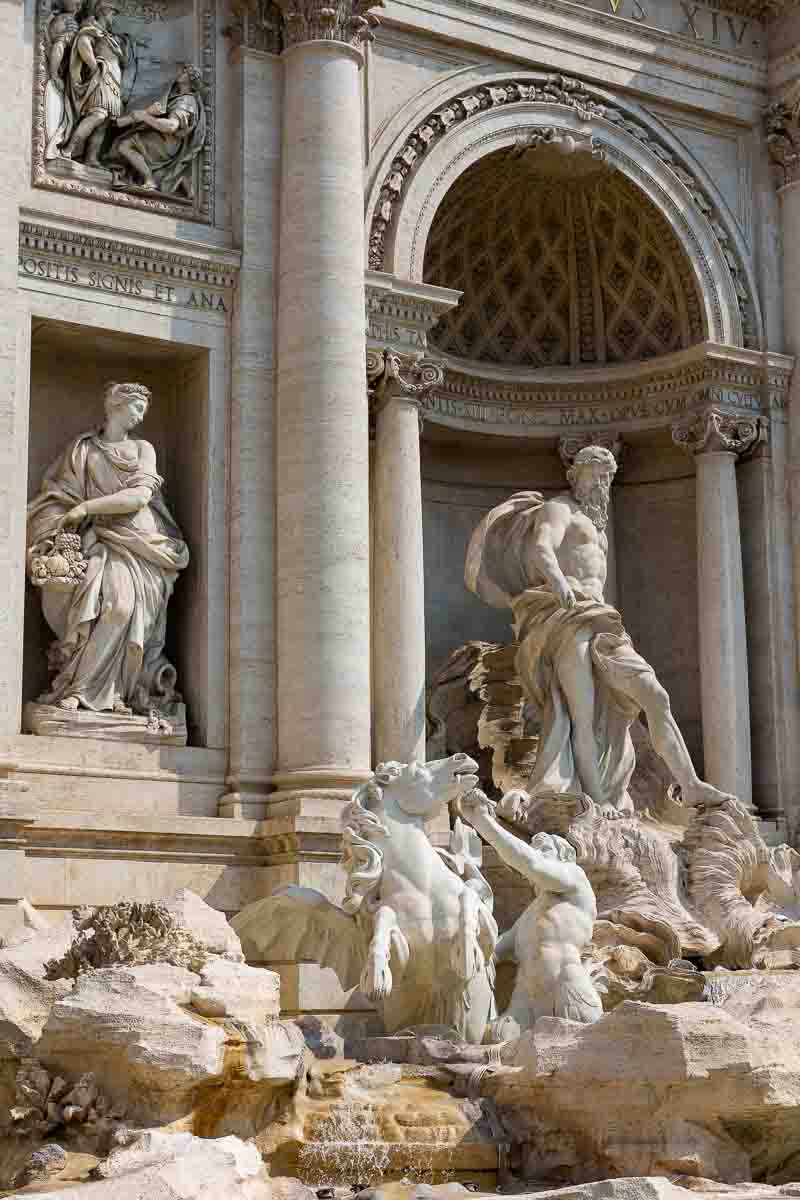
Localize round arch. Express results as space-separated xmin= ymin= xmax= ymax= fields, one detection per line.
xmin=366 ymin=73 xmax=763 ymax=351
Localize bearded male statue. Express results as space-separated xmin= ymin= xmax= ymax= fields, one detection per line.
xmin=465 ymin=445 xmax=733 ymax=814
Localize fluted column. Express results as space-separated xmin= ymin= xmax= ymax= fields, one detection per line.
xmin=371 ymin=354 xmax=442 ymax=764
xmin=558 ymin=433 xmax=623 ymax=609
xmin=673 ymin=409 xmax=760 ymax=804
xmin=271 ymin=0 xmax=380 ymax=807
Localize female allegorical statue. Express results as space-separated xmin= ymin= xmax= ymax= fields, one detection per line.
xmin=26 ymin=382 xmax=189 ymax=734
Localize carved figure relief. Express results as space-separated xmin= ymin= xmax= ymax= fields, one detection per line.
xmin=25 ymin=382 xmax=190 ymax=745
xmin=35 ymin=0 xmax=214 ymax=220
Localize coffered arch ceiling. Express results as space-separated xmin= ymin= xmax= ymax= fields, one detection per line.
xmin=423 ymin=146 xmax=707 ymax=369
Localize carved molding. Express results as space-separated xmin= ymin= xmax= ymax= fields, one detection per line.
xmin=32 ymin=0 xmax=216 ymax=222
xmin=368 ymin=350 xmax=443 ymax=434
xmin=19 ymin=221 xmax=239 ymax=289
xmin=672 ymin=407 xmax=764 ymax=456
xmin=418 ymin=347 xmax=792 ymax=438
xmin=365 ymin=271 xmax=462 ymax=357
xmin=275 ymin=0 xmax=382 ymax=48
xmin=225 ymin=0 xmax=283 ymax=51
xmin=367 ymin=73 xmax=758 ymax=350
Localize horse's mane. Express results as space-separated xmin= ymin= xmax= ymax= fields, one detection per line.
xmin=341 ymin=778 xmax=390 ymax=916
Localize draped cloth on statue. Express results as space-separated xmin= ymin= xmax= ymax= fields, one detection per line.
xmin=27 ymin=433 xmax=189 ymax=713
xmin=465 ymin=491 xmax=656 ymax=810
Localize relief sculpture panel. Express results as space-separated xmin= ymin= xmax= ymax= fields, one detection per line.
xmin=34 ymin=0 xmax=215 ymax=220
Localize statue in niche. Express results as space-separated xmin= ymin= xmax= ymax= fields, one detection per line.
xmin=61 ymin=0 xmax=135 ymax=167
xmin=108 ymin=63 xmax=207 ymax=197
xmin=25 ymin=382 xmax=190 ymax=744
xmin=465 ymin=444 xmax=734 ymax=814
xmin=458 ymin=787 xmax=603 ymax=1033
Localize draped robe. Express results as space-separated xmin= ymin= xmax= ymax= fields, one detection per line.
xmin=27 ymin=433 xmax=189 ymax=713
xmin=465 ymin=492 xmax=657 ymax=811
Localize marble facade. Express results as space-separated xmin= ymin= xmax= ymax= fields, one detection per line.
xmin=1 ymin=0 xmax=800 ymax=1031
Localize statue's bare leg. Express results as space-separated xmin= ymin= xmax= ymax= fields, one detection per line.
xmin=557 ymin=629 xmax=609 ymax=808
xmin=63 ymin=111 xmax=105 ymax=160
xmin=84 ymin=122 xmax=108 ymax=168
xmin=621 ymin=670 xmax=735 ymax=807
xmin=116 ymin=141 xmax=156 ymax=189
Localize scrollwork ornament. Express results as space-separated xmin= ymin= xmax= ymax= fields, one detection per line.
xmin=672 ymin=408 xmax=764 ymax=458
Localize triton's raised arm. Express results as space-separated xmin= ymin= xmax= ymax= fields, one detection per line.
xmin=458 ymin=790 xmax=576 ymax=893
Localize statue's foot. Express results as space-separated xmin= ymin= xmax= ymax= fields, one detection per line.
xmin=360 ymin=954 xmax=392 ymax=1002
xmin=57 ymin=695 xmax=80 ymax=711
xmin=112 ymin=696 xmax=133 ymax=716
xmin=680 ymin=780 xmax=738 ymax=810
xmin=140 ymin=178 xmax=157 ymax=192
xmin=598 ymin=802 xmax=626 ymax=820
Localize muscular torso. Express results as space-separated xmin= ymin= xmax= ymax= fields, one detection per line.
xmin=527 ymin=493 xmax=608 ymax=602
xmin=514 ymin=883 xmax=596 ymax=985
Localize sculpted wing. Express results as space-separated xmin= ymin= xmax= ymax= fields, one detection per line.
xmin=231 ymin=886 xmax=367 ymax=991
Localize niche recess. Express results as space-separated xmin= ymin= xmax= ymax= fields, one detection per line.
xmin=25 ymin=319 xmax=216 ymax=748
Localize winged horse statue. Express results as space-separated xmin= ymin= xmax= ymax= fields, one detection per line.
xmin=232 ymin=754 xmax=500 ymax=1043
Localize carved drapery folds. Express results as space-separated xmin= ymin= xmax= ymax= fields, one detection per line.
xmin=672 ymin=407 xmax=764 ymax=457
xmin=274 ymin=0 xmax=382 ymax=48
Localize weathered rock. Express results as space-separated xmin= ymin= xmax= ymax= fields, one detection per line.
xmin=18 ymin=1141 xmax=67 ymax=1183
xmin=271 ymin=1176 xmax=319 ymax=1200
xmin=190 ymin=957 xmax=280 ymax=1023
xmin=26 ymin=1131 xmax=272 ymax=1199
xmin=161 ymin=888 xmax=244 ymax=961
xmin=0 ymin=904 xmax=74 ymax=1057
xmin=36 ymin=965 xmax=225 ymax=1121
xmin=486 ymin=999 xmax=800 ymax=1185
xmin=44 ymin=901 xmax=209 ymax=979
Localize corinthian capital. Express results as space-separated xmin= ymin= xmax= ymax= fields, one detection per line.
xmin=276 ymin=0 xmax=383 ymax=48
xmin=672 ymin=409 xmax=763 ymax=458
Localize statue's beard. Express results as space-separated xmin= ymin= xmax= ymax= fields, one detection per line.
xmin=576 ymin=484 xmax=609 ymax=530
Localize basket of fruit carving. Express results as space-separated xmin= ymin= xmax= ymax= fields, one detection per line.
xmin=29 ymin=531 xmax=88 ymax=592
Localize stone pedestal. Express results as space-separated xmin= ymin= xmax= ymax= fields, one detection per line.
xmin=372 ymin=356 xmax=442 ymax=764
xmin=272 ymin=12 xmax=379 ymax=809
xmin=673 ymin=410 xmax=759 ymax=804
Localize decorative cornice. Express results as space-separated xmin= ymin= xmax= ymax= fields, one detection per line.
xmin=672 ymin=407 xmax=765 ymax=456
xmin=275 ymin=0 xmax=382 ymax=48
xmin=365 ymin=270 xmax=461 ymax=357
xmin=368 ymin=73 xmax=757 ymax=349
xmin=19 ymin=222 xmax=239 ymax=289
xmin=417 ymin=346 xmax=792 ymax=437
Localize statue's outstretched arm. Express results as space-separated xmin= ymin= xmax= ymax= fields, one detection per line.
xmin=460 ymin=790 xmax=572 ymax=893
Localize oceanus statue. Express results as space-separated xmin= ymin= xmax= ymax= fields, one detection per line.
xmin=233 ymin=755 xmax=500 ymax=1043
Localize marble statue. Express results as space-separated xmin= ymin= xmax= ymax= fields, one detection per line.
xmin=233 ymin=755 xmax=501 ymax=1043
xmin=26 ymin=382 xmax=189 ymax=741
xmin=43 ymin=0 xmax=82 ymax=159
xmin=61 ymin=0 xmax=134 ymax=167
xmin=108 ymin=63 xmax=207 ymax=198
xmin=459 ymin=787 xmax=603 ymax=1031
xmin=465 ymin=444 xmax=734 ymax=814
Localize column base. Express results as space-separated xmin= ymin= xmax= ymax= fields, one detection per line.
xmin=266 ymin=766 xmax=372 ymax=818
xmin=217 ymin=790 xmax=270 ymax=820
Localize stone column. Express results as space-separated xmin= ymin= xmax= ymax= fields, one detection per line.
xmin=0 ymin=0 xmax=28 ymax=734
xmin=220 ymin=29 xmax=283 ymax=818
xmin=371 ymin=353 xmax=442 ymax=764
xmin=673 ymin=409 xmax=760 ymax=804
xmin=271 ymin=0 xmax=380 ymax=808
xmin=558 ymin=433 xmax=623 ymax=609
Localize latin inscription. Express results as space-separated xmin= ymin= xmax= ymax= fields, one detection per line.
xmin=19 ymin=256 xmax=229 ymax=314
xmin=368 ymin=319 xmax=426 ymax=350
xmin=581 ymin=0 xmax=761 ymax=54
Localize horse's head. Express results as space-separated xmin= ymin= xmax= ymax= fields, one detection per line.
xmin=363 ymin=754 xmax=480 ymax=823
